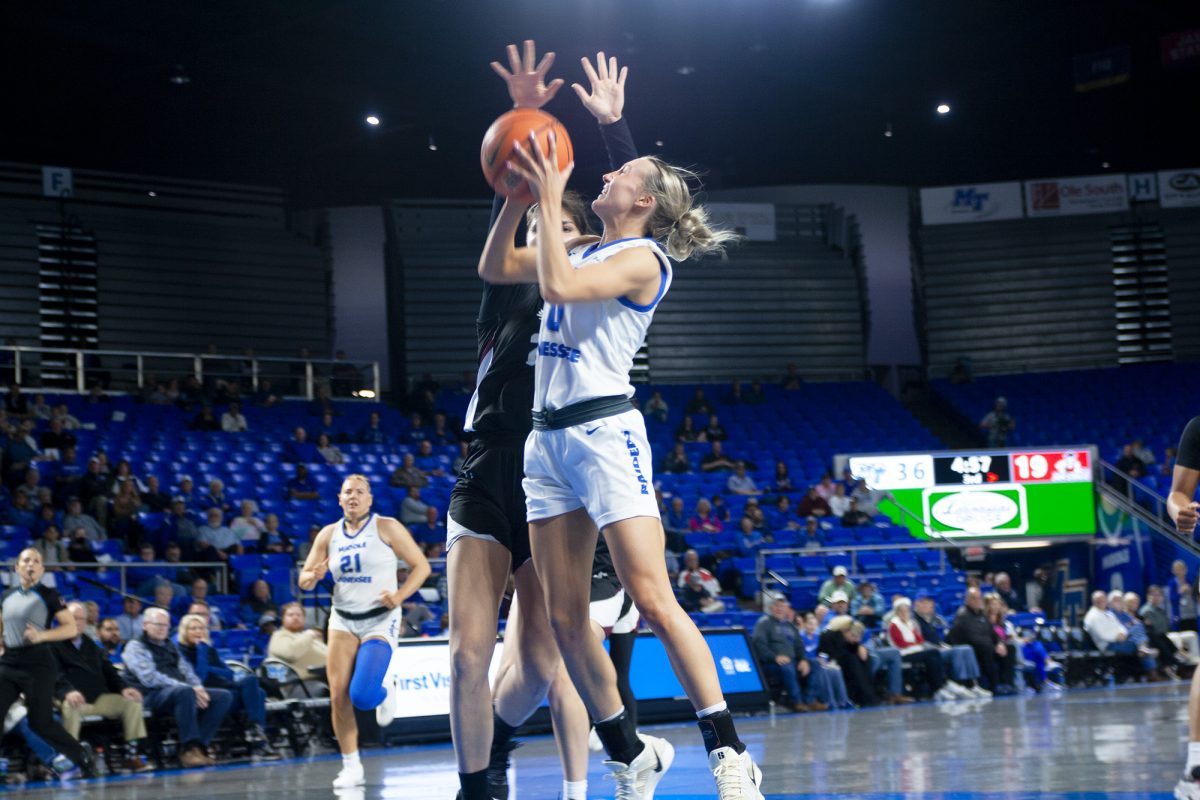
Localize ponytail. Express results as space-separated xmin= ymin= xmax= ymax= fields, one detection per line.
xmin=642 ymin=157 xmax=740 ymax=261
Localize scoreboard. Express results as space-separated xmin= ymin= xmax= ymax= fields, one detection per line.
xmin=848 ymin=447 xmax=1097 ymax=539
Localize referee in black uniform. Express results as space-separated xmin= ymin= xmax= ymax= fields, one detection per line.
xmin=1171 ymin=417 xmax=1200 ymax=799
xmin=0 ymin=548 xmax=94 ymax=775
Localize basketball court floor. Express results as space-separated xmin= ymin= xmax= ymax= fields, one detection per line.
xmin=5 ymin=682 xmax=1189 ymax=798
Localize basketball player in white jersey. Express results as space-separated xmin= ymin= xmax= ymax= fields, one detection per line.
xmin=298 ymin=474 xmax=430 ymax=789
xmin=480 ymin=130 xmax=764 ymax=797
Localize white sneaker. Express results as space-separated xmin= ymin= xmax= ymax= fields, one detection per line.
xmin=708 ymin=746 xmax=764 ymax=800
xmin=948 ymin=682 xmax=974 ymax=699
xmin=375 ymin=678 xmax=396 ymax=727
xmin=1176 ymin=767 xmax=1200 ymax=800
xmin=333 ymin=760 xmax=365 ymax=789
xmin=970 ymin=685 xmax=993 ymax=699
xmin=934 ymin=686 xmax=956 ymax=702
xmin=589 ymin=726 xmax=604 ymax=752
xmin=603 ymin=733 xmax=674 ymax=799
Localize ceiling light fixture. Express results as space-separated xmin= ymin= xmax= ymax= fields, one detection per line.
xmin=365 ymin=115 xmax=381 ymax=126
xmin=936 ymin=103 xmax=951 ymax=115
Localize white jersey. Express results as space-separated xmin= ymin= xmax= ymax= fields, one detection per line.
xmin=533 ymin=238 xmax=672 ymax=412
xmin=328 ymin=513 xmax=398 ymax=614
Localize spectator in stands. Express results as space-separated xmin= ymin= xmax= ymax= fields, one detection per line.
xmin=753 ymin=597 xmax=828 ymax=712
xmin=727 ymin=462 xmax=761 ymax=496
xmin=246 ymin=580 xmax=281 ymax=628
xmin=109 ymin=479 xmax=145 ymax=546
xmin=700 ymin=440 xmax=738 ymax=473
xmin=39 ymin=417 xmax=75 ymax=453
xmin=33 ymin=525 xmax=68 ymax=565
xmin=357 ymin=411 xmax=388 ymax=444
xmin=175 ymin=475 xmax=197 ymax=507
xmin=296 ymin=524 xmax=321 ymax=564
xmin=993 ymin=572 xmax=1023 ymax=611
xmin=308 ymin=384 xmax=339 ymax=418
xmin=913 ymin=595 xmax=986 ymax=696
xmin=680 ymin=572 xmax=725 ymax=614
xmin=220 ymin=402 xmax=248 ymax=433
xmin=1131 ymin=438 xmax=1155 ymax=466
xmin=674 ymin=415 xmax=701 ymax=443
xmin=116 ymin=596 xmax=143 ymax=643
xmin=4 ymin=418 xmax=45 ymax=487
xmin=738 ymin=516 xmax=767 ymax=551
xmin=3 ymin=490 xmax=37 ymax=528
xmin=740 ymin=380 xmax=765 ymax=404
xmin=15 ymin=466 xmax=41 ymax=505
xmin=161 ymin=541 xmax=196 ymax=586
xmin=331 ymin=350 xmax=362 ymax=397
xmin=4 ymin=380 xmax=29 ymax=417
xmin=201 ymin=479 xmax=232 ymax=515
xmin=283 ymin=427 xmax=319 ymax=464
xmin=1144 ymin=584 xmax=1200 ymax=666
xmin=286 ymin=464 xmax=320 ymax=501
xmin=251 ymin=379 xmax=280 ymax=409
xmin=123 ymin=607 xmax=234 ymax=767
xmin=643 ymin=390 xmax=668 ymax=423
xmin=428 ymin=412 xmax=459 ymax=446
xmin=316 ymin=433 xmax=346 ymax=465
xmin=186 ymin=600 xmax=226 ymax=635
xmin=887 ymin=597 xmax=957 ymax=700
xmin=824 ymin=591 xmax=851 ymax=621
xmin=451 ymin=440 xmax=471 ymax=476
xmin=827 ymin=484 xmax=852 ymax=518
xmin=400 ymin=485 xmax=429 ymax=527
xmin=1168 ymin=560 xmax=1198 ymax=632
xmin=948 ymin=587 xmax=1016 ymax=694
xmin=230 ymin=499 xmax=265 ymax=542
xmin=720 ymin=381 xmax=743 ymax=405
xmin=839 ymin=498 xmax=872 ymax=528
xmin=1122 ymin=590 xmax=1176 ymax=678
xmin=189 ymin=406 xmax=221 ymax=432
xmin=413 ymin=439 xmax=447 ymax=477
xmin=141 ymin=475 xmax=172 ymax=513
xmin=776 ymin=364 xmax=801 ymax=391
xmin=765 ymin=496 xmax=801 ymax=532
xmin=409 ymin=506 xmax=445 ymax=545
xmin=662 ymin=496 xmax=688 ymax=549
xmin=677 ymin=549 xmax=722 ymax=596
xmin=97 ymin=618 xmax=123 ymax=661
xmin=852 ymin=582 xmax=885 ymax=625
xmin=798 ymin=486 xmax=831 ymax=518
xmin=1087 ymin=590 xmax=1153 ymax=678
xmin=129 ymin=543 xmax=175 ymax=594
xmin=979 ymin=396 xmax=1016 ymax=447
xmin=268 ymin=602 xmax=329 ymax=698
xmin=1160 ymin=446 xmax=1178 ymax=477
xmin=52 ymin=447 xmax=84 ymax=505
xmin=770 ymin=461 xmax=794 ymax=494
xmin=258 ymin=513 xmax=293 ymax=555
xmin=51 ymin=601 xmax=150 ymax=770
xmin=704 ymin=414 xmax=728 ymax=443
xmin=316 ymin=411 xmax=342 ymax=443
xmin=685 ymin=387 xmax=713 ymax=415
xmin=819 ymin=567 xmax=855 ymax=605
xmin=50 ymin=403 xmax=80 ymax=430
xmin=800 ymin=517 xmax=824 ymax=550
xmin=66 ymin=528 xmax=98 ymax=565
xmin=165 ymin=498 xmax=200 ymax=557
xmin=389 ymin=453 xmax=429 ymax=489
xmin=819 ymin=616 xmax=876 ymax=706
xmin=688 ymin=498 xmax=724 ymax=533
xmin=814 ymin=475 xmax=836 ymax=501
xmin=662 ymin=442 xmax=692 ymax=474
xmin=195 ymin=506 xmax=243 ymax=565
xmin=32 ymin=502 xmax=60 ymax=537
xmin=742 ymin=500 xmax=768 ymax=531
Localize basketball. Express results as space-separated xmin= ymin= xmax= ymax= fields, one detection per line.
xmin=480 ymin=108 xmax=573 ymax=204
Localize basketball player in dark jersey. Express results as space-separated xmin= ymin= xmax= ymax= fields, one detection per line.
xmin=1169 ymin=417 xmax=1200 ymax=800
xmin=448 ymin=41 xmax=638 ymax=800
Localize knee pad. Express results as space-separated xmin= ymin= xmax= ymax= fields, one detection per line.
xmin=349 ymin=638 xmax=393 ymax=710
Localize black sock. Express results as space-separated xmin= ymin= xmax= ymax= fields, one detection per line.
xmin=492 ymin=711 xmax=519 ymax=755
xmin=697 ymin=709 xmax=745 ymax=755
xmin=459 ymin=769 xmax=490 ymax=800
xmin=595 ymin=709 xmax=644 ymax=765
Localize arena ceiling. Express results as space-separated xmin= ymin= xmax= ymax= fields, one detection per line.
xmin=3 ymin=1 xmax=1197 ymax=206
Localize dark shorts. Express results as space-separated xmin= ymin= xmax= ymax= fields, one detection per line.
xmin=447 ymin=438 xmax=532 ymax=573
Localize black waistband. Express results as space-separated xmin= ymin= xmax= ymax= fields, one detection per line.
xmin=531 ymin=395 xmax=633 ymax=431
xmin=336 ymin=605 xmax=390 ymax=621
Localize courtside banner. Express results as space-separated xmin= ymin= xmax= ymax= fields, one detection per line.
xmin=920 ymin=182 xmax=1023 ymax=225
xmin=1158 ymin=169 xmax=1200 ymax=208
xmin=1024 ymin=174 xmax=1129 ymax=218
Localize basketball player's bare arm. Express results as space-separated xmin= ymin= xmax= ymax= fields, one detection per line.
xmin=1169 ymin=465 xmax=1200 ymax=535
xmin=297 ymin=526 xmax=334 ymax=591
xmin=377 ymin=517 xmax=433 ymax=609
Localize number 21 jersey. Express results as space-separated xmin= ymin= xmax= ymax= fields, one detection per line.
xmin=329 ymin=513 xmax=398 ymax=614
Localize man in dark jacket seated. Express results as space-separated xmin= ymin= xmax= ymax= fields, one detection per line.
xmin=947 ymin=587 xmax=1016 ymax=695
xmin=51 ymin=601 xmax=151 ymax=771
xmin=752 ymin=596 xmax=829 ymax=713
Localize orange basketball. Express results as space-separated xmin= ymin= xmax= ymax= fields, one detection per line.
xmin=480 ymin=108 xmax=573 ymax=205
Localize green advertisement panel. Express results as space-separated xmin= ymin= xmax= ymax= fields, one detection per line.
xmin=882 ymin=481 xmax=1096 ymax=540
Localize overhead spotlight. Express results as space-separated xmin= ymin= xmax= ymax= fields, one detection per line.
xmin=428 ymin=135 xmax=438 ymax=152
xmin=352 ymin=388 xmax=377 ymax=399
xmin=884 ymin=121 xmax=894 ymax=138
xmin=168 ymin=64 xmax=191 ymax=86
xmin=936 ymin=103 xmax=951 ymax=115
xmin=654 ymin=139 xmax=664 ymax=147
xmin=1101 ymin=161 xmax=1111 ymax=169
xmin=147 ymin=191 xmax=157 ymax=197
xmin=676 ymin=65 xmax=695 ymax=76
xmin=365 ymin=115 xmax=381 ymax=126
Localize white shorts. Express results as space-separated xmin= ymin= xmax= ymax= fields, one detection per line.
xmin=611 ymin=597 xmax=640 ymax=635
xmin=328 ymin=606 xmax=402 ymax=642
xmin=589 ymin=589 xmax=625 ymax=631
xmin=523 ymin=409 xmax=660 ymax=529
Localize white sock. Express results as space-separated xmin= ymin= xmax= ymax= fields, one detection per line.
xmin=562 ymin=779 xmax=587 ymax=799
xmin=596 ymin=706 xmax=625 ymax=725
xmin=1188 ymin=741 xmax=1200 ymax=772
xmin=696 ymin=700 xmax=728 ymax=719
xmin=342 ymin=751 xmax=361 ymax=767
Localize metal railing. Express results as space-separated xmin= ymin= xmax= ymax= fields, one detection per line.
xmin=1097 ymin=459 xmax=1199 ymax=556
xmin=0 ymin=561 xmax=232 ymax=595
xmin=754 ymin=540 xmax=961 ymax=598
xmin=0 ymin=345 xmax=380 ymax=401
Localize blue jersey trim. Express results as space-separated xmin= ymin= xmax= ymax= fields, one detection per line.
xmin=582 ymin=236 xmax=654 ymax=258
xmin=617 ymin=251 xmax=670 ymax=312
xmin=341 ymin=513 xmax=374 ymax=540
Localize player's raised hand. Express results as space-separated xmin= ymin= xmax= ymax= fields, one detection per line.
xmin=1177 ymin=501 xmax=1199 ymax=535
xmin=573 ymin=51 xmax=627 ymax=125
xmin=491 ymin=39 xmax=564 ymax=110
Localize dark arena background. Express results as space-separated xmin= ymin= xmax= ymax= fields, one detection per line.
xmin=2 ymin=2 xmax=1200 ymax=798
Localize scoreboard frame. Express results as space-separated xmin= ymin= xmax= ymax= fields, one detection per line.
xmin=847 ymin=445 xmax=1098 ymax=540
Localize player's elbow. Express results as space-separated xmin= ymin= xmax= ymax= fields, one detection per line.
xmin=539 ymin=284 xmax=569 ymax=305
